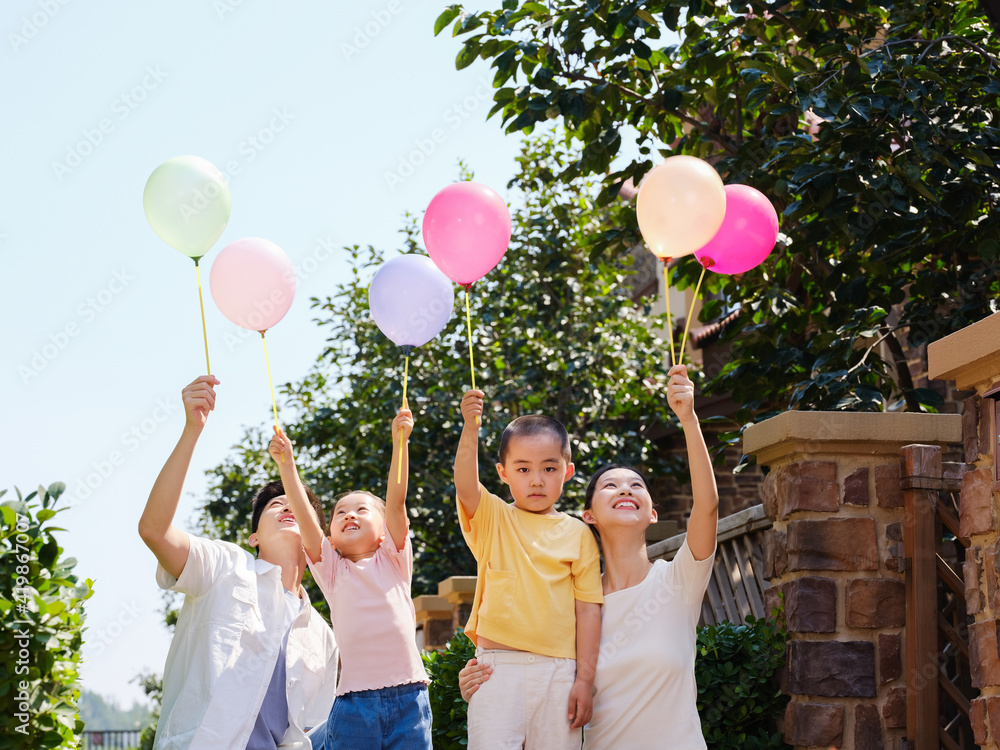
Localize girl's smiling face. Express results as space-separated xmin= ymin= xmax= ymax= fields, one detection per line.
xmin=582 ymin=467 xmax=657 ymax=533
xmin=328 ymin=493 xmax=385 ymax=556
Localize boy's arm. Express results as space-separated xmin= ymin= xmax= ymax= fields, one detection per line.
xmin=138 ymin=375 xmax=219 ymax=580
xmin=568 ymin=600 xmax=601 ymax=729
xmin=666 ymin=364 xmax=719 ymax=561
xmin=269 ymin=429 xmax=325 ymax=563
xmin=454 ymin=390 xmax=485 ymax=517
xmin=384 ymin=405 xmax=413 ymax=551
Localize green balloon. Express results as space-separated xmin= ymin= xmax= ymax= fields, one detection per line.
xmin=143 ymin=156 xmax=232 ymax=259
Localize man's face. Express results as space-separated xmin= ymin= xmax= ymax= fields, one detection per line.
xmin=496 ymin=433 xmax=574 ymax=515
xmin=249 ymin=495 xmax=301 ymax=552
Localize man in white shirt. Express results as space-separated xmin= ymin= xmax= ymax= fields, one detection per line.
xmin=138 ymin=375 xmax=338 ymax=750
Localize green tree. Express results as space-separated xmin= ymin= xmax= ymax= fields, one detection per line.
xmin=198 ymin=136 xmax=681 ymax=595
xmin=0 ymin=483 xmax=93 ymax=750
xmin=435 ymin=1 xmax=1000 ymax=419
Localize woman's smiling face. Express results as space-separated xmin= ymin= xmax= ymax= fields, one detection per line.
xmin=583 ymin=467 xmax=657 ymax=533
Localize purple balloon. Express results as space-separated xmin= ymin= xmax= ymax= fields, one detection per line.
xmin=695 ymin=184 xmax=780 ymax=274
xmin=368 ymin=254 xmax=454 ymax=350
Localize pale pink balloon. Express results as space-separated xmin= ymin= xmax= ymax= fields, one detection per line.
xmin=209 ymin=238 xmax=296 ymax=331
xmin=695 ymin=185 xmax=779 ymax=274
xmin=636 ymin=155 xmax=726 ymax=259
xmin=422 ymin=182 xmax=511 ymax=286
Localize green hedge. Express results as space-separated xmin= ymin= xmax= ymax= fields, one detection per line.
xmin=0 ymin=483 xmax=93 ymax=749
xmin=423 ymin=608 xmax=789 ymax=750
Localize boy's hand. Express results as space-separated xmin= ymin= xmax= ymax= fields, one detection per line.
xmin=392 ymin=402 xmax=414 ymax=443
xmin=182 ymin=375 xmax=219 ymax=431
xmin=268 ymin=427 xmax=295 ymax=467
xmin=666 ymin=364 xmax=696 ymax=423
xmin=567 ymin=678 xmax=593 ymax=729
xmin=461 ymin=390 xmax=484 ymax=427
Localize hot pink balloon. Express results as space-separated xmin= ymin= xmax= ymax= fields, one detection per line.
xmin=210 ymin=238 xmax=296 ymax=331
xmin=422 ymin=182 xmax=511 ymax=286
xmin=695 ymin=185 xmax=779 ymax=274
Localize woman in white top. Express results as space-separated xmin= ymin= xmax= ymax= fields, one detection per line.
xmin=459 ymin=363 xmax=719 ymax=749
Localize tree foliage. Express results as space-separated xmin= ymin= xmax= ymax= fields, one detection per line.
xmin=0 ymin=483 xmax=92 ymax=750
xmin=436 ymin=1 xmax=1000 ymax=418
xmin=199 ymin=137 xmax=682 ymax=595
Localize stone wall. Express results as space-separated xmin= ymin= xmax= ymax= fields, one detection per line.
xmin=744 ymin=411 xmax=961 ymax=749
xmin=930 ymin=312 xmax=1000 ymax=748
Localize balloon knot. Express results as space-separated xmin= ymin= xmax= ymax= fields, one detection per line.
xmin=401 ymin=345 xmax=414 ymax=356
xmin=699 ymin=257 xmax=716 ymax=269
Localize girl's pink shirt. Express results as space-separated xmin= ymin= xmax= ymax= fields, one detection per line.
xmin=307 ymin=530 xmax=428 ymax=696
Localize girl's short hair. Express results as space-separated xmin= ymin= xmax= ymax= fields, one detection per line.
xmin=328 ymin=490 xmax=386 ymax=534
xmin=583 ymin=464 xmax=650 ymax=543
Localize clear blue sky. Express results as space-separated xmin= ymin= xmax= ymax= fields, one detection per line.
xmin=2 ymin=0 xmax=526 ymax=707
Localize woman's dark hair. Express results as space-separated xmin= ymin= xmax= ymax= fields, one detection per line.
xmin=583 ymin=464 xmax=651 ymax=543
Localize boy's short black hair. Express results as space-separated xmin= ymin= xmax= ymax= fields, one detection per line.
xmin=250 ymin=480 xmax=325 ymax=535
xmin=497 ymin=415 xmax=571 ymax=465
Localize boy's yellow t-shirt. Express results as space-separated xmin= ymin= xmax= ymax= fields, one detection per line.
xmin=459 ymin=484 xmax=604 ymax=659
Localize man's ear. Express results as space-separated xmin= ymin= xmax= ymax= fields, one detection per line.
xmin=564 ymin=462 xmax=575 ymax=482
xmin=248 ymin=533 xmax=259 ymax=549
xmin=496 ymin=463 xmax=509 ymax=485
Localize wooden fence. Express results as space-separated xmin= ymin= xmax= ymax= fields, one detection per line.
xmin=647 ymin=503 xmax=772 ymax=626
xmin=81 ymin=730 xmax=143 ymax=748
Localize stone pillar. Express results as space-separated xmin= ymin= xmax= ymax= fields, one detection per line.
xmin=413 ymin=595 xmax=453 ymax=651
xmin=744 ymin=411 xmax=960 ymax=750
xmin=930 ymin=312 xmax=1000 ymax=748
xmin=438 ymin=576 xmax=477 ymax=637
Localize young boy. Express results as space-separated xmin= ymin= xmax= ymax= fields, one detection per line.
xmin=454 ymin=389 xmax=603 ymax=749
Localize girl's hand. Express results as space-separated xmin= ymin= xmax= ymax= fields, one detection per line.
xmin=461 ymin=390 xmax=484 ymax=427
xmin=667 ymin=364 xmax=696 ymax=423
xmin=181 ymin=375 xmax=219 ymax=431
xmin=268 ymin=427 xmax=295 ymax=467
xmin=458 ymin=658 xmax=492 ymax=702
xmin=393 ymin=403 xmax=414 ymax=442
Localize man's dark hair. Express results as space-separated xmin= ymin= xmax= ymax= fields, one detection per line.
xmin=497 ymin=415 xmax=571 ymax=465
xmin=583 ymin=464 xmax=650 ymax=543
xmin=250 ymin=480 xmax=325 ymax=540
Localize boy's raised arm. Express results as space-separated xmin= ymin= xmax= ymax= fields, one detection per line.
xmin=384 ymin=404 xmax=413 ymax=551
xmin=269 ymin=429 xmax=324 ymax=563
xmin=454 ymin=389 xmax=484 ymax=517
xmin=138 ymin=375 xmax=219 ymax=580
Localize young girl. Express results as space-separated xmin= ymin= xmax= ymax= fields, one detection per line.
xmin=269 ymin=404 xmax=431 ymax=750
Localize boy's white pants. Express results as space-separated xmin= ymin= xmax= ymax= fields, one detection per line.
xmin=467 ymin=648 xmax=582 ymax=750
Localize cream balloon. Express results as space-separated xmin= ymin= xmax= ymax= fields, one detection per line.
xmin=636 ymin=156 xmax=727 ymax=259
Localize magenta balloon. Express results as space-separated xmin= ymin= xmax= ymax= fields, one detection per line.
xmin=422 ymin=182 xmax=511 ymax=285
xmin=368 ymin=254 xmax=455 ymax=349
xmin=209 ymin=238 xmax=296 ymax=331
xmin=695 ymin=185 xmax=780 ymax=274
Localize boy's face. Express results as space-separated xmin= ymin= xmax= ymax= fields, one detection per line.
xmin=328 ymin=493 xmax=384 ymax=554
xmin=496 ymin=433 xmax=574 ymax=515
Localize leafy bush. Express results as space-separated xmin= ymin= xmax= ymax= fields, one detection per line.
xmin=697 ymin=606 xmax=790 ymax=750
xmin=0 ymin=482 xmax=93 ymax=749
xmin=422 ymin=629 xmax=476 ymax=749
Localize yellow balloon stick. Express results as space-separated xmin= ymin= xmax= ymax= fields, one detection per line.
xmin=662 ymin=260 xmax=677 ymax=368
xmin=678 ymin=265 xmax=710 ymax=363
xmin=464 ymin=287 xmax=480 ymax=425
xmin=397 ymin=355 xmax=409 ymax=485
xmin=261 ymin=332 xmax=280 ymax=431
xmin=194 ymin=259 xmax=211 ymax=375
